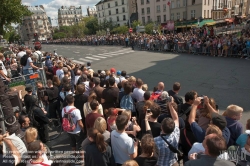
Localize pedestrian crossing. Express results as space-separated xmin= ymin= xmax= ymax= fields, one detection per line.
xmin=71 ymin=48 xmax=134 ymax=64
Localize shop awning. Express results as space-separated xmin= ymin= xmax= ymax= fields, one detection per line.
xmin=176 ymin=24 xmax=197 ymax=28
xmin=198 ymin=19 xmax=216 ymax=27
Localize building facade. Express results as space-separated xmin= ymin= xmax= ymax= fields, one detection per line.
xmin=58 ymin=6 xmax=83 ymax=27
xmin=96 ymin=0 xmax=137 ymax=26
xmin=137 ymin=0 xmax=171 ymax=24
xmin=87 ymin=7 xmax=97 ymax=17
xmin=18 ymin=5 xmax=52 ymax=41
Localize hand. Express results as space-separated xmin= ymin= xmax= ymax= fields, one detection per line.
xmin=39 ymin=68 xmax=43 ymax=70
xmin=204 ymin=96 xmax=209 ymax=105
xmin=189 ymin=153 xmax=197 ymax=160
xmin=5 ymin=78 xmax=11 ymax=82
xmin=193 ymin=97 xmax=201 ymax=106
xmin=145 ymin=112 xmax=152 ymax=121
xmin=131 ymin=117 xmax=136 ymax=123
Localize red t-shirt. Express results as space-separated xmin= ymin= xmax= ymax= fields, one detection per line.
xmin=85 ymin=112 xmax=103 ymax=130
xmin=52 ymin=66 xmax=58 ymax=75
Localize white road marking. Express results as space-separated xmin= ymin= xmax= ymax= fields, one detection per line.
xmin=85 ymin=57 xmax=100 ymax=60
xmin=98 ymin=54 xmax=113 ymax=57
xmin=72 ymin=60 xmax=85 ymax=64
xmin=74 ymin=52 xmax=80 ymax=53
xmin=79 ymin=58 xmax=92 ymax=62
xmin=92 ymin=55 xmax=107 ymax=59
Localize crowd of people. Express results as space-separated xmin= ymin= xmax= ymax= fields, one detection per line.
xmin=46 ymin=25 xmax=250 ymax=58
xmin=0 ymin=38 xmax=250 ymax=166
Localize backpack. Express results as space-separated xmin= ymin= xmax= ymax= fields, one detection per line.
xmin=120 ymin=94 xmax=135 ymax=112
xmin=62 ymin=107 xmax=76 ymax=132
xmin=35 ymin=51 xmax=42 ymax=63
xmin=149 ymin=92 xmax=161 ymax=101
xmin=20 ymin=54 xmax=29 ymax=66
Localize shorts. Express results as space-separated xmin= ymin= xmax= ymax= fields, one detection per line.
xmin=67 ymin=132 xmax=82 ymax=149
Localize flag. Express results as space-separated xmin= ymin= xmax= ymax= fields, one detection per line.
xmin=167 ymin=1 xmax=171 ymax=6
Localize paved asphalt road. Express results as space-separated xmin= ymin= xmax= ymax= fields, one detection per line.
xmin=43 ymin=44 xmax=250 ymax=160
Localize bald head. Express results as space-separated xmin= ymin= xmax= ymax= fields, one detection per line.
xmin=26 ymin=49 xmax=31 ymax=55
xmin=158 ymin=82 xmax=164 ymax=91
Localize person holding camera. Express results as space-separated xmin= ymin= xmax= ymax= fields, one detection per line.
xmin=145 ymin=97 xmax=180 ymax=166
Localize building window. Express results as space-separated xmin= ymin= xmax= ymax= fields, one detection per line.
xmin=192 ymin=0 xmax=195 ymax=5
xmin=98 ymin=6 xmax=100 ymax=11
xmin=103 ymin=12 xmax=104 ymax=16
xmin=109 ymin=10 xmax=111 ymax=15
xmin=157 ymin=5 xmax=160 ymax=12
xmin=115 ymin=1 xmax=118 ymax=6
xmin=171 ymin=13 xmax=174 ymax=20
xmin=147 ymin=16 xmax=150 ymax=22
xmin=142 ymin=17 xmax=145 ymax=24
xmin=183 ymin=0 xmax=186 ymax=6
xmin=122 ymin=0 xmax=124 ymax=5
xmin=183 ymin=11 xmax=186 ymax=19
xmin=177 ymin=12 xmax=180 ymax=19
xmin=177 ymin=0 xmax=180 ymax=7
xmin=157 ymin=15 xmax=161 ymax=23
xmin=141 ymin=0 xmax=144 ymax=5
xmin=99 ymin=13 xmax=101 ymax=17
xmin=147 ymin=7 xmax=150 ymax=14
xmin=191 ymin=10 xmax=195 ymax=18
xmin=122 ymin=7 xmax=125 ymax=12
xmin=204 ymin=10 xmax=206 ymax=18
xmin=123 ymin=15 xmax=126 ymax=20
xmin=207 ymin=10 xmax=209 ymax=18
xmin=116 ymin=9 xmax=118 ymax=14
xmin=102 ymin=5 xmax=103 ymax=10
xmin=171 ymin=1 xmax=175 ymax=8
xmin=108 ymin=3 xmax=110 ymax=8
xmin=204 ymin=0 xmax=206 ymax=5
xmin=163 ymin=4 xmax=166 ymax=11
xmin=142 ymin=8 xmax=145 ymax=14
xmin=117 ymin=16 xmax=119 ymax=21
xmin=109 ymin=17 xmax=112 ymax=21
xmin=146 ymin=0 xmax=150 ymax=3
xmin=163 ymin=15 xmax=166 ymax=21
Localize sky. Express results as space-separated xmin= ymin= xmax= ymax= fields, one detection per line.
xmin=22 ymin=0 xmax=99 ymax=26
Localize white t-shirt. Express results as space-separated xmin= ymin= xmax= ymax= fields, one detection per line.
xmin=0 ymin=60 xmax=7 ymax=78
xmin=17 ymin=51 xmax=26 ymax=60
xmin=32 ymin=51 xmax=42 ymax=62
xmin=61 ymin=106 xmax=82 ymax=134
xmin=111 ymin=130 xmax=134 ymax=164
xmin=132 ymin=88 xmax=145 ymax=102
xmin=56 ymin=69 xmax=64 ymax=80
xmin=23 ymin=57 xmax=32 ymax=70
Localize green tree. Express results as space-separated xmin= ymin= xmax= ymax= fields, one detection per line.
xmin=83 ymin=17 xmax=98 ymax=35
xmin=132 ymin=20 xmax=141 ymax=30
xmin=52 ymin=32 xmax=66 ymax=40
xmin=145 ymin=23 xmax=154 ymax=34
xmin=3 ymin=25 xmax=20 ymax=43
xmin=0 ymin=0 xmax=32 ymax=34
xmin=112 ymin=26 xmax=128 ymax=34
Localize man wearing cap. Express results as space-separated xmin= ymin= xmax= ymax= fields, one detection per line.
xmin=188 ymin=97 xmax=230 ymax=144
xmin=109 ymin=68 xmax=120 ymax=84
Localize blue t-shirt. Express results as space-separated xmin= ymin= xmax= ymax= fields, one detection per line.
xmin=236 ymin=134 xmax=248 ymax=148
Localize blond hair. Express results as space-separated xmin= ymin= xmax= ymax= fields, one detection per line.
xmin=122 ymin=110 xmax=132 ymax=119
xmin=128 ymin=76 xmax=136 ymax=83
xmin=122 ymin=160 xmax=139 ymax=166
xmin=223 ymin=105 xmax=243 ymax=117
xmin=206 ymin=124 xmax=222 ymax=136
xmin=142 ymin=84 xmax=148 ymax=91
xmin=93 ymin=117 xmax=107 ymax=134
xmin=25 ymin=127 xmax=38 ymax=144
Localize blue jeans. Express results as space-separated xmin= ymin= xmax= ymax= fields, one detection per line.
xmin=23 ymin=69 xmax=36 ymax=93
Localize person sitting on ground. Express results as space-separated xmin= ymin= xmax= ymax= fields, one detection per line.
xmin=134 ymin=134 xmax=157 ymax=166
xmin=84 ymin=128 xmax=115 ymax=166
xmin=222 ymin=104 xmax=243 ymax=147
xmin=185 ymin=134 xmax=234 ymax=166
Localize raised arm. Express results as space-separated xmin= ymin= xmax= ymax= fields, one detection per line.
xmin=168 ymin=97 xmax=179 ymax=127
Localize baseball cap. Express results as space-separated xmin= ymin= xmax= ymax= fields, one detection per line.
xmin=25 ymin=85 xmax=33 ymax=92
xmin=117 ymin=70 xmax=121 ymax=75
xmin=211 ymin=113 xmax=227 ymax=130
xmin=246 ymin=130 xmax=250 ymax=135
xmin=87 ymin=62 xmax=91 ymax=66
xmin=46 ymin=56 xmax=50 ymax=59
xmin=101 ymin=70 xmax=105 ymax=75
xmin=110 ymin=68 xmax=116 ymax=74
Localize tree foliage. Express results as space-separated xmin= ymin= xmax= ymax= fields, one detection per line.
xmin=0 ymin=0 xmax=32 ymax=34
xmin=112 ymin=26 xmax=128 ymax=34
xmin=132 ymin=20 xmax=141 ymax=30
xmin=83 ymin=17 xmax=98 ymax=35
xmin=3 ymin=25 xmax=20 ymax=43
xmin=145 ymin=23 xmax=154 ymax=34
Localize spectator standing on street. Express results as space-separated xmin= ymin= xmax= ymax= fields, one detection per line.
xmin=102 ymin=77 xmax=119 ymax=110
xmin=168 ymin=82 xmax=183 ymax=105
xmin=62 ymin=94 xmax=84 ymax=151
xmin=84 ymin=128 xmax=115 ymax=166
xmin=132 ymin=78 xmax=145 ymax=102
